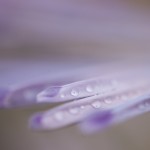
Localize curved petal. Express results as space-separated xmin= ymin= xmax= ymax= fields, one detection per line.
xmin=80 ymin=94 xmax=150 ymax=133
xmin=29 ymin=82 xmax=150 ymax=130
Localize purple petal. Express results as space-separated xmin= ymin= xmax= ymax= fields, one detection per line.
xmin=4 ymin=82 xmax=51 ymax=108
xmin=37 ymin=70 xmax=150 ymax=103
xmin=80 ymin=94 xmax=150 ymax=133
xmin=29 ymin=82 xmax=150 ymax=130
xmin=0 ymin=60 xmax=121 ymax=107
xmin=29 ymin=113 xmax=44 ymax=130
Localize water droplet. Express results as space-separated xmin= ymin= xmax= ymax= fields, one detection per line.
xmin=104 ymin=98 xmax=112 ymax=104
xmin=80 ymin=105 xmax=85 ymax=109
xmin=91 ymin=101 xmax=101 ymax=109
xmin=86 ymin=86 xmax=93 ymax=92
xmin=60 ymin=94 xmax=65 ymax=98
xmin=54 ymin=112 xmax=64 ymax=121
xmin=71 ymin=89 xmax=79 ymax=97
xmin=69 ymin=107 xmax=79 ymax=114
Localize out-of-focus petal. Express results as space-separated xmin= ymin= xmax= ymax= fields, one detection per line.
xmin=80 ymin=94 xmax=150 ymax=134
xmin=2 ymin=82 xmax=52 ymax=108
xmin=0 ymin=60 xmax=104 ymax=108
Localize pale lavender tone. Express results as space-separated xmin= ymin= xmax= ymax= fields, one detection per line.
xmin=3 ymin=82 xmax=51 ymax=108
xmin=80 ymin=94 xmax=150 ymax=133
xmin=29 ymin=80 xmax=150 ymax=130
xmin=37 ymin=70 xmax=150 ymax=103
xmin=1 ymin=61 xmax=150 ymax=134
xmin=0 ymin=60 xmax=98 ymax=107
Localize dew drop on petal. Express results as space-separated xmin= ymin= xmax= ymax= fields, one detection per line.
xmin=80 ymin=105 xmax=85 ymax=109
xmin=69 ymin=107 xmax=79 ymax=115
xmin=104 ymin=98 xmax=112 ymax=104
xmin=71 ymin=89 xmax=79 ymax=97
xmin=60 ymin=94 xmax=65 ymax=98
xmin=86 ymin=86 xmax=93 ymax=93
xmin=91 ymin=101 xmax=101 ymax=109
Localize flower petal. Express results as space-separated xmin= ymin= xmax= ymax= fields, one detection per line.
xmin=37 ymin=69 xmax=150 ymax=103
xmin=80 ymin=94 xmax=150 ymax=133
xmin=29 ymin=82 xmax=150 ymax=130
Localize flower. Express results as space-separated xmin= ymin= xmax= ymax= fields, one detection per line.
xmin=1 ymin=61 xmax=150 ymax=134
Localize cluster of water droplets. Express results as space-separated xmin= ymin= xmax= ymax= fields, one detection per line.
xmin=37 ymin=78 xmax=123 ymax=103
xmin=38 ymin=84 xmax=150 ymax=129
xmin=69 ymin=79 xmax=120 ymax=98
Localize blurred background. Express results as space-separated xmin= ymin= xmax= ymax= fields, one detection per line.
xmin=0 ymin=0 xmax=150 ymax=150
xmin=0 ymin=0 xmax=150 ymax=61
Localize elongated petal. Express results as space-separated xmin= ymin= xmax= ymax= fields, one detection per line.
xmin=0 ymin=60 xmax=100 ymax=108
xmin=37 ymin=69 xmax=150 ymax=103
xmin=1 ymin=82 xmax=51 ymax=108
xmin=1 ymin=72 xmax=102 ymax=108
xmin=29 ymin=82 xmax=150 ymax=130
xmin=80 ymin=94 xmax=150 ymax=133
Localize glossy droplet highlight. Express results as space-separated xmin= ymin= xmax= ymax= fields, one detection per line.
xmin=86 ymin=86 xmax=93 ymax=93
xmin=104 ymin=98 xmax=112 ymax=104
xmin=71 ymin=89 xmax=79 ymax=97
xmin=91 ymin=101 xmax=101 ymax=109
xmin=80 ymin=105 xmax=85 ymax=109
xmin=60 ymin=94 xmax=65 ymax=98
xmin=69 ymin=107 xmax=79 ymax=114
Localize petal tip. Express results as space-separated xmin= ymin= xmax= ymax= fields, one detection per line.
xmin=36 ymin=86 xmax=62 ymax=103
xmin=29 ymin=113 xmax=44 ymax=130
